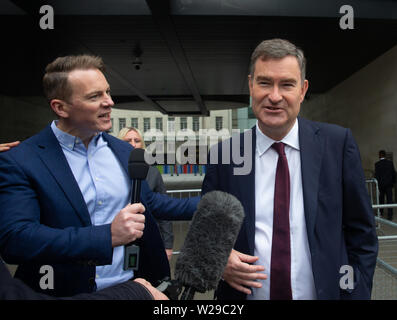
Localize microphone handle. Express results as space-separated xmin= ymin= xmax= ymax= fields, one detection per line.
xmin=180 ymin=286 xmax=196 ymax=300
xmin=156 ymin=277 xmax=182 ymax=300
xmin=132 ymin=179 xmax=142 ymax=204
xmin=123 ymin=178 xmax=142 ymax=271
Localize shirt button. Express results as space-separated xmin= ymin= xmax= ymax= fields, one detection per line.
xmin=98 ymin=201 xmax=103 ymax=205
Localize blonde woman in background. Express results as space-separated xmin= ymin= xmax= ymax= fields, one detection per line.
xmin=118 ymin=127 xmax=174 ymax=261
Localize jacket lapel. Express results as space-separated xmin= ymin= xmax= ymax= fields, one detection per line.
xmin=298 ymin=117 xmax=324 ymax=249
xmin=34 ymin=125 xmax=92 ymax=226
xmin=236 ymin=127 xmax=256 ymax=255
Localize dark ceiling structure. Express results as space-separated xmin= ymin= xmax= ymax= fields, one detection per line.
xmin=1 ymin=0 xmax=396 ymax=115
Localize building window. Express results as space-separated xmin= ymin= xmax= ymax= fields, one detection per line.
xmin=119 ymin=118 xmax=126 ymax=131
xmin=143 ymin=118 xmax=150 ymax=132
xmin=168 ymin=117 xmax=175 ymax=133
xmin=215 ymin=116 xmax=223 ymax=131
xmin=193 ymin=117 xmax=200 ymax=132
xmin=156 ymin=117 xmax=163 ymax=131
xmin=180 ymin=117 xmax=187 ymax=130
xmin=131 ymin=117 xmax=138 ymax=129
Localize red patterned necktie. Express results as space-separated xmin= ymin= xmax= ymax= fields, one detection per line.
xmin=270 ymin=142 xmax=292 ymax=300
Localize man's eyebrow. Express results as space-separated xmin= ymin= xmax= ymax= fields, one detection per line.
xmin=255 ymin=75 xmax=272 ymax=81
xmin=85 ymin=88 xmax=110 ymax=97
xmin=280 ymin=78 xmax=297 ymax=83
xmin=255 ymin=76 xmax=298 ymax=84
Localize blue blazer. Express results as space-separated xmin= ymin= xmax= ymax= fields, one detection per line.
xmin=0 ymin=125 xmax=199 ymax=297
xmin=202 ymin=117 xmax=378 ymax=300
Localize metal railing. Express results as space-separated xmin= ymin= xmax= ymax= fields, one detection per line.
xmin=166 ymin=189 xmax=201 ymax=199
xmin=365 ymin=179 xmax=397 ymax=299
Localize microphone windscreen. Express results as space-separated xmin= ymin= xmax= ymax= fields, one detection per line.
xmin=128 ymin=148 xmax=150 ymax=180
xmin=174 ymin=191 xmax=244 ymax=293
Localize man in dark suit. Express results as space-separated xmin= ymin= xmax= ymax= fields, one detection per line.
xmin=0 ymin=55 xmax=199 ymax=297
xmin=202 ymin=39 xmax=378 ymax=300
xmin=375 ymin=150 xmax=396 ymax=220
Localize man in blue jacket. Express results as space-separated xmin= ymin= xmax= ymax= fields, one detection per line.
xmin=0 ymin=55 xmax=198 ymax=297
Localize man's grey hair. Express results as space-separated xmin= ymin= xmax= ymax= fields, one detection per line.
xmin=249 ymin=38 xmax=306 ymax=84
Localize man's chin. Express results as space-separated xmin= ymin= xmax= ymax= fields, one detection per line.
xmin=98 ymin=124 xmax=112 ymax=132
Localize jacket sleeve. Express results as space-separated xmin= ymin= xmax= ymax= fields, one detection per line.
xmin=341 ymin=129 xmax=378 ymax=299
xmin=0 ymin=153 xmax=113 ymax=266
xmin=140 ymin=180 xmax=199 ymax=221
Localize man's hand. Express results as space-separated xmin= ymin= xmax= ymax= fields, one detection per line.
xmin=111 ymin=203 xmax=145 ymax=247
xmin=0 ymin=141 xmax=20 ymax=152
xmin=134 ymin=278 xmax=169 ymax=300
xmin=223 ymin=249 xmax=267 ymax=295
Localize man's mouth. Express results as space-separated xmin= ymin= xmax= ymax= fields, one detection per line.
xmin=265 ymin=106 xmax=282 ymax=111
xmin=99 ymin=113 xmax=111 ymax=119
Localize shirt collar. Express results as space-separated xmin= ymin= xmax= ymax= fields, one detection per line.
xmin=50 ymin=120 xmax=102 ymax=151
xmin=256 ymin=119 xmax=300 ymax=157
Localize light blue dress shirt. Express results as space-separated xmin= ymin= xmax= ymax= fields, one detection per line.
xmin=51 ymin=121 xmax=133 ymax=290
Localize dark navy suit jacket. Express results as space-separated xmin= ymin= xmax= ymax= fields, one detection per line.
xmin=202 ymin=117 xmax=378 ymax=300
xmin=0 ymin=125 xmax=199 ymax=297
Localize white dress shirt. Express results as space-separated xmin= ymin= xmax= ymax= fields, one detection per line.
xmin=248 ymin=119 xmax=317 ymax=300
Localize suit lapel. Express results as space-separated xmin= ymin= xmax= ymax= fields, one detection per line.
xmin=236 ymin=127 xmax=256 ymax=255
xmin=34 ymin=125 xmax=92 ymax=226
xmin=298 ymin=118 xmax=324 ymax=248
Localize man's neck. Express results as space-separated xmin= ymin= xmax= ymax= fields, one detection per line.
xmin=257 ymin=119 xmax=296 ymax=142
xmin=56 ymin=120 xmax=97 ymax=148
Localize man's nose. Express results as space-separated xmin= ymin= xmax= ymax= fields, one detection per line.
xmin=268 ymin=86 xmax=283 ymax=104
xmin=103 ymin=93 xmax=114 ymax=107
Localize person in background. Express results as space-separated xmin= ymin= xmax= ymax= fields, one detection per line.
xmin=375 ymin=150 xmax=396 ymax=220
xmin=118 ymin=127 xmax=174 ymax=261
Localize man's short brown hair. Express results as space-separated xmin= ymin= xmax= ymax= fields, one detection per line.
xmin=43 ymin=55 xmax=105 ymax=102
xmin=250 ymin=38 xmax=306 ymax=85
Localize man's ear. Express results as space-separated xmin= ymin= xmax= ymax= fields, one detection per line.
xmin=300 ymin=79 xmax=309 ymax=103
xmin=50 ymin=99 xmax=69 ymax=118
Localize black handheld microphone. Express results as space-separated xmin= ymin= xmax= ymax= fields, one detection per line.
xmin=123 ymin=148 xmax=150 ymax=271
xmin=158 ymin=191 xmax=245 ymax=300
xmin=128 ymin=148 xmax=150 ymax=203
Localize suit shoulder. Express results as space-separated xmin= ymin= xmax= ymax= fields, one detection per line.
xmin=303 ymin=118 xmax=347 ymax=133
xmin=300 ymin=118 xmax=349 ymax=142
xmin=0 ymin=133 xmax=42 ymax=161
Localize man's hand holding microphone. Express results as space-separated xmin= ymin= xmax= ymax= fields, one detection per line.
xmin=111 ymin=203 xmax=146 ymax=247
xmin=111 ymin=202 xmax=168 ymax=300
